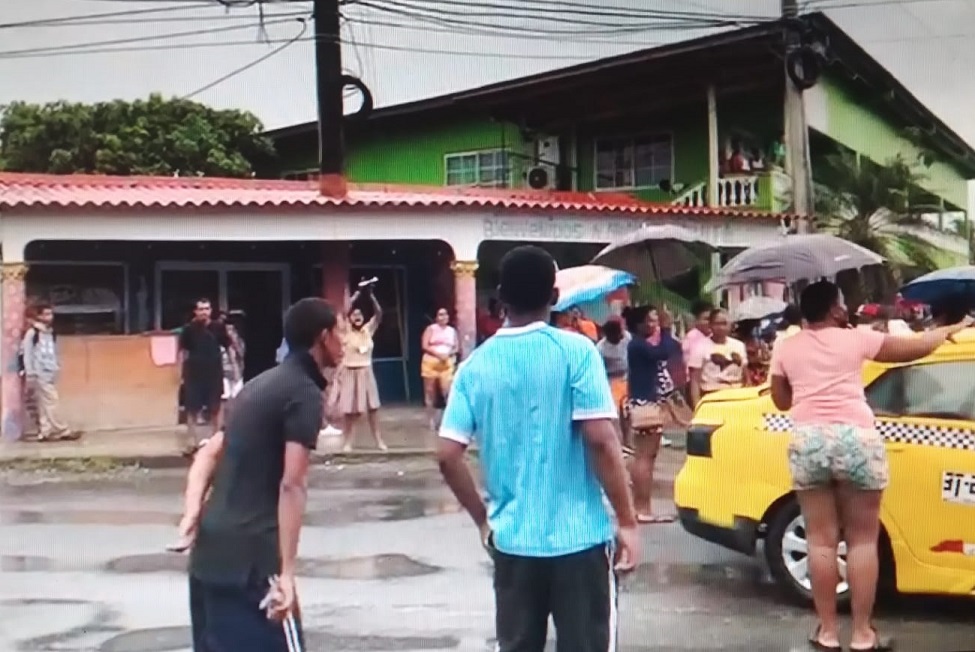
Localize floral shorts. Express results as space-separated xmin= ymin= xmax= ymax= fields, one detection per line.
xmin=788 ymin=424 xmax=889 ymax=492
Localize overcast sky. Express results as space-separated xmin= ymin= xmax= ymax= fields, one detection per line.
xmin=2 ymin=0 xmax=974 ymax=146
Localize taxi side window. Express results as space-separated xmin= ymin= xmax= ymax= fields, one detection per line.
xmin=866 ymin=361 xmax=975 ymax=422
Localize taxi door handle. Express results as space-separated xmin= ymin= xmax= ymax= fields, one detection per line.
xmin=887 ymin=444 xmax=907 ymax=453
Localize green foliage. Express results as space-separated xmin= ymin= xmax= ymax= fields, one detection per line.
xmin=814 ymin=151 xmax=944 ymax=278
xmin=0 ymin=94 xmax=276 ymax=177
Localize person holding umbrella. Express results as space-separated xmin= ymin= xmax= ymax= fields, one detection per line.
xmin=769 ymin=280 xmax=971 ymax=651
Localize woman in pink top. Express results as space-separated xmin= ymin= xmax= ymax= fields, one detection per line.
xmin=769 ymin=281 xmax=970 ymax=652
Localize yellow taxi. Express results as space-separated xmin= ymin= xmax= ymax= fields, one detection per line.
xmin=674 ymin=329 xmax=975 ymax=605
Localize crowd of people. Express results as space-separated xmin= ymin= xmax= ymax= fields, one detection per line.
xmin=153 ymin=247 xmax=972 ymax=651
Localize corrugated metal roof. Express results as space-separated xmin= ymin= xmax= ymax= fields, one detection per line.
xmin=0 ymin=172 xmax=779 ymax=219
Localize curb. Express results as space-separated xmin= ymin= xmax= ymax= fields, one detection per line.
xmin=0 ymin=448 xmax=440 ymax=471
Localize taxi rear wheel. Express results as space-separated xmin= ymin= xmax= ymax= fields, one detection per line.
xmin=764 ymin=498 xmax=851 ymax=608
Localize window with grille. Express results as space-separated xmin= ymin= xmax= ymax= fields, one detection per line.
xmin=595 ymin=135 xmax=673 ymax=189
xmin=445 ymin=150 xmax=510 ymax=187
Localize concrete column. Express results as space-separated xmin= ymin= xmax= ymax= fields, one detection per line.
xmin=321 ymin=242 xmax=351 ymax=311
xmin=1 ymin=262 xmax=28 ymax=441
xmin=451 ymin=260 xmax=478 ymax=360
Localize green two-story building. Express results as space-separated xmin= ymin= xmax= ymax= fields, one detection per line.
xmin=270 ymin=13 xmax=973 ymax=221
xmin=263 ymin=12 xmax=975 ymax=399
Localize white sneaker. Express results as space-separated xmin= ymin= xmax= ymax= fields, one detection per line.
xmin=662 ymin=437 xmax=673 ymax=448
xmin=320 ymin=424 xmax=342 ymax=436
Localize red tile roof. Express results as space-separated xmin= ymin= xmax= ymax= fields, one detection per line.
xmin=0 ymin=172 xmax=778 ymax=219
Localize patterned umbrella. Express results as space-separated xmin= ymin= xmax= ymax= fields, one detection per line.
xmin=553 ymin=265 xmax=636 ymax=312
xmin=591 ymin=224 xmax=715 ymax=283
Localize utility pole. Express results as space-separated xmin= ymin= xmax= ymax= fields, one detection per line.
xmin=315 ymin=0 xmax=346 ymax=197
xmin=782 ymin=0 xmax=815 ymax=231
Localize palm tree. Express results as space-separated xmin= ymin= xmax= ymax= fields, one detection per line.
xmin=947 ymin=217 xmax=974 ymax=264
xmin=813 ymin=151 xmax=944 ymax=280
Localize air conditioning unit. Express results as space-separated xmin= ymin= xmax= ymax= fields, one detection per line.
xmin=525 ymin=136 xmax=561 ymax=190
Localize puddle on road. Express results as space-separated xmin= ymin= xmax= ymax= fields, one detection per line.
xmin=99 ymin=626 xmax=188 ymax=652
xmin=304 ymin=495 xmax=461 ymax=526
xmin=0 ymin=509 xmax=177 ymax=526
xmin=104 ymin=553 xmax=187 ymax=574
xmin=102 ymin=553 xmax=440 ymax=579
xmin=98 ymin=627 xmax=458 ymax=652
xmin=308 ymin=631 xmax=459 ymax=650
xmin=623 ymin=561 xmax=775 ymax=596
xmin=309 ymin=473 xmax=445 ymax=492
xmin=0 ymin=495 xmax=459 ymax=529
xmin=0 ymin=554 xmax=55 ymax=571
xmin=299 ymin=554 xmax=442 ymax=579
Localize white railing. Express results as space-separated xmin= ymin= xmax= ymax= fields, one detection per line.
xmin=671 ymin=176 xmax=762 ymax=209
xmin=672 ymin=181 xmax=707 ymax=207
xmin=716 ymin=175 xmax=761 ymax=208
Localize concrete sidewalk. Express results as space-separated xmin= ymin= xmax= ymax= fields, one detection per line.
xmin=0 ymin=406 xmax=439 ymax=468
xmin=0 ymin=405 xmax=688 ymax=477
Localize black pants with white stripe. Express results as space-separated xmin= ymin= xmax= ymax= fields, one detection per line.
xmin=494 ymin=544 xmax=617 ymax=652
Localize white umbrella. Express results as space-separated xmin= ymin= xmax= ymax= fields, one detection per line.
xmin=704 ymin=234 xmax=885 ymax=292
xmin=732 ymin=296 xmax=787 ymax=322
xmin=592 ymin=224 xmax=715 ymax=282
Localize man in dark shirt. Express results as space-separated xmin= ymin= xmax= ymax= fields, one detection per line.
xmin=178 ymin=298 xmax=232 ymax=455
xmin=172 ymin=297 xmax=342 ymax=652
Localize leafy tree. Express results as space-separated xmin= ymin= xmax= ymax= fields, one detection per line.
xmin=814 ymin=151 xmax=944 ymax=278
xmin=0 ymin=94 xmax=276 ymax=178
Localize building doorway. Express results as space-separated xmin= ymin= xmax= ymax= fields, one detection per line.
xmin=155 ymin=262 xmax=290 ymax=379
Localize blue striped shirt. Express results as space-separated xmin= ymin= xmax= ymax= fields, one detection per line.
xmin=439 ymin=321 xmax=617 ymax=558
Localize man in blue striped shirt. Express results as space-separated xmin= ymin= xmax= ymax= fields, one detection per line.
xmin=437 ymin=246 xmax=640 ymax=652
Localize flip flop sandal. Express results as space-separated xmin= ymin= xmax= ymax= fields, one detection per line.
xmin=851 ymin=628 xmax=894 ymax=652
xmin=637 ymin=514 xmax=675 ymax=524
xmin=808 ymin=625 xmax=841 ymax=651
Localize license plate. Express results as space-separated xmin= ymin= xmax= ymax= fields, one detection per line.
xmin=941 ymin=472 xmax=975 ymax=505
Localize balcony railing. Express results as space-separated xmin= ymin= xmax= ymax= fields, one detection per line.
xmin=672 ymin=171 xmax=787 ymax=212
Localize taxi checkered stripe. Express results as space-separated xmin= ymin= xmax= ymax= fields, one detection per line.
xmin=761 ymin=414 xmax=975 ymax=451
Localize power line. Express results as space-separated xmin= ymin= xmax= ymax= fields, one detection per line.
xmin=0 ymin=3 xmax=211 ymax=29
xmin=354 ymin=0 xmax=760 ymax=30
xmin=182 ymin=16 xmax=308 ymax=98
xmin=2 ymin=9 xmax=308 ymax=29
xmin=350 ymin=0 xmax=756 ymax=38
xmin=805 ymin=0 xmax=968 ymax=9
xmin=0 ymin=32 xmax=607 ymax=60
xmin=0 ymin=16 xmax=299 ymax=58
xmin=362 ymin=0 xmax=771 ymax=22
xmin=342 ymin=13 xmax=670 ymax=46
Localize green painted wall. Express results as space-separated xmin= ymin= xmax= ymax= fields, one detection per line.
xmin=820 ymin=74 xmax=970 ymax=209
xmin=575 ymin=105 xmax=708 ymax=202
xmin=574 ymin=91 xmax=783 ymax=201
xmin=280 ymin=118 xmax=526 ymax=186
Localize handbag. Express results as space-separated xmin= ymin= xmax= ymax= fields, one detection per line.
xmin=629 ymin=401 xmax=664 ymax=431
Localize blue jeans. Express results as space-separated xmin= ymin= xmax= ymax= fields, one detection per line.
xmin=189 ymin=574 xmax=304 ymax=652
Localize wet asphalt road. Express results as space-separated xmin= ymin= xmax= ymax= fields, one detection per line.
xmin=1 ymin=459 xmax=973 ymax=652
